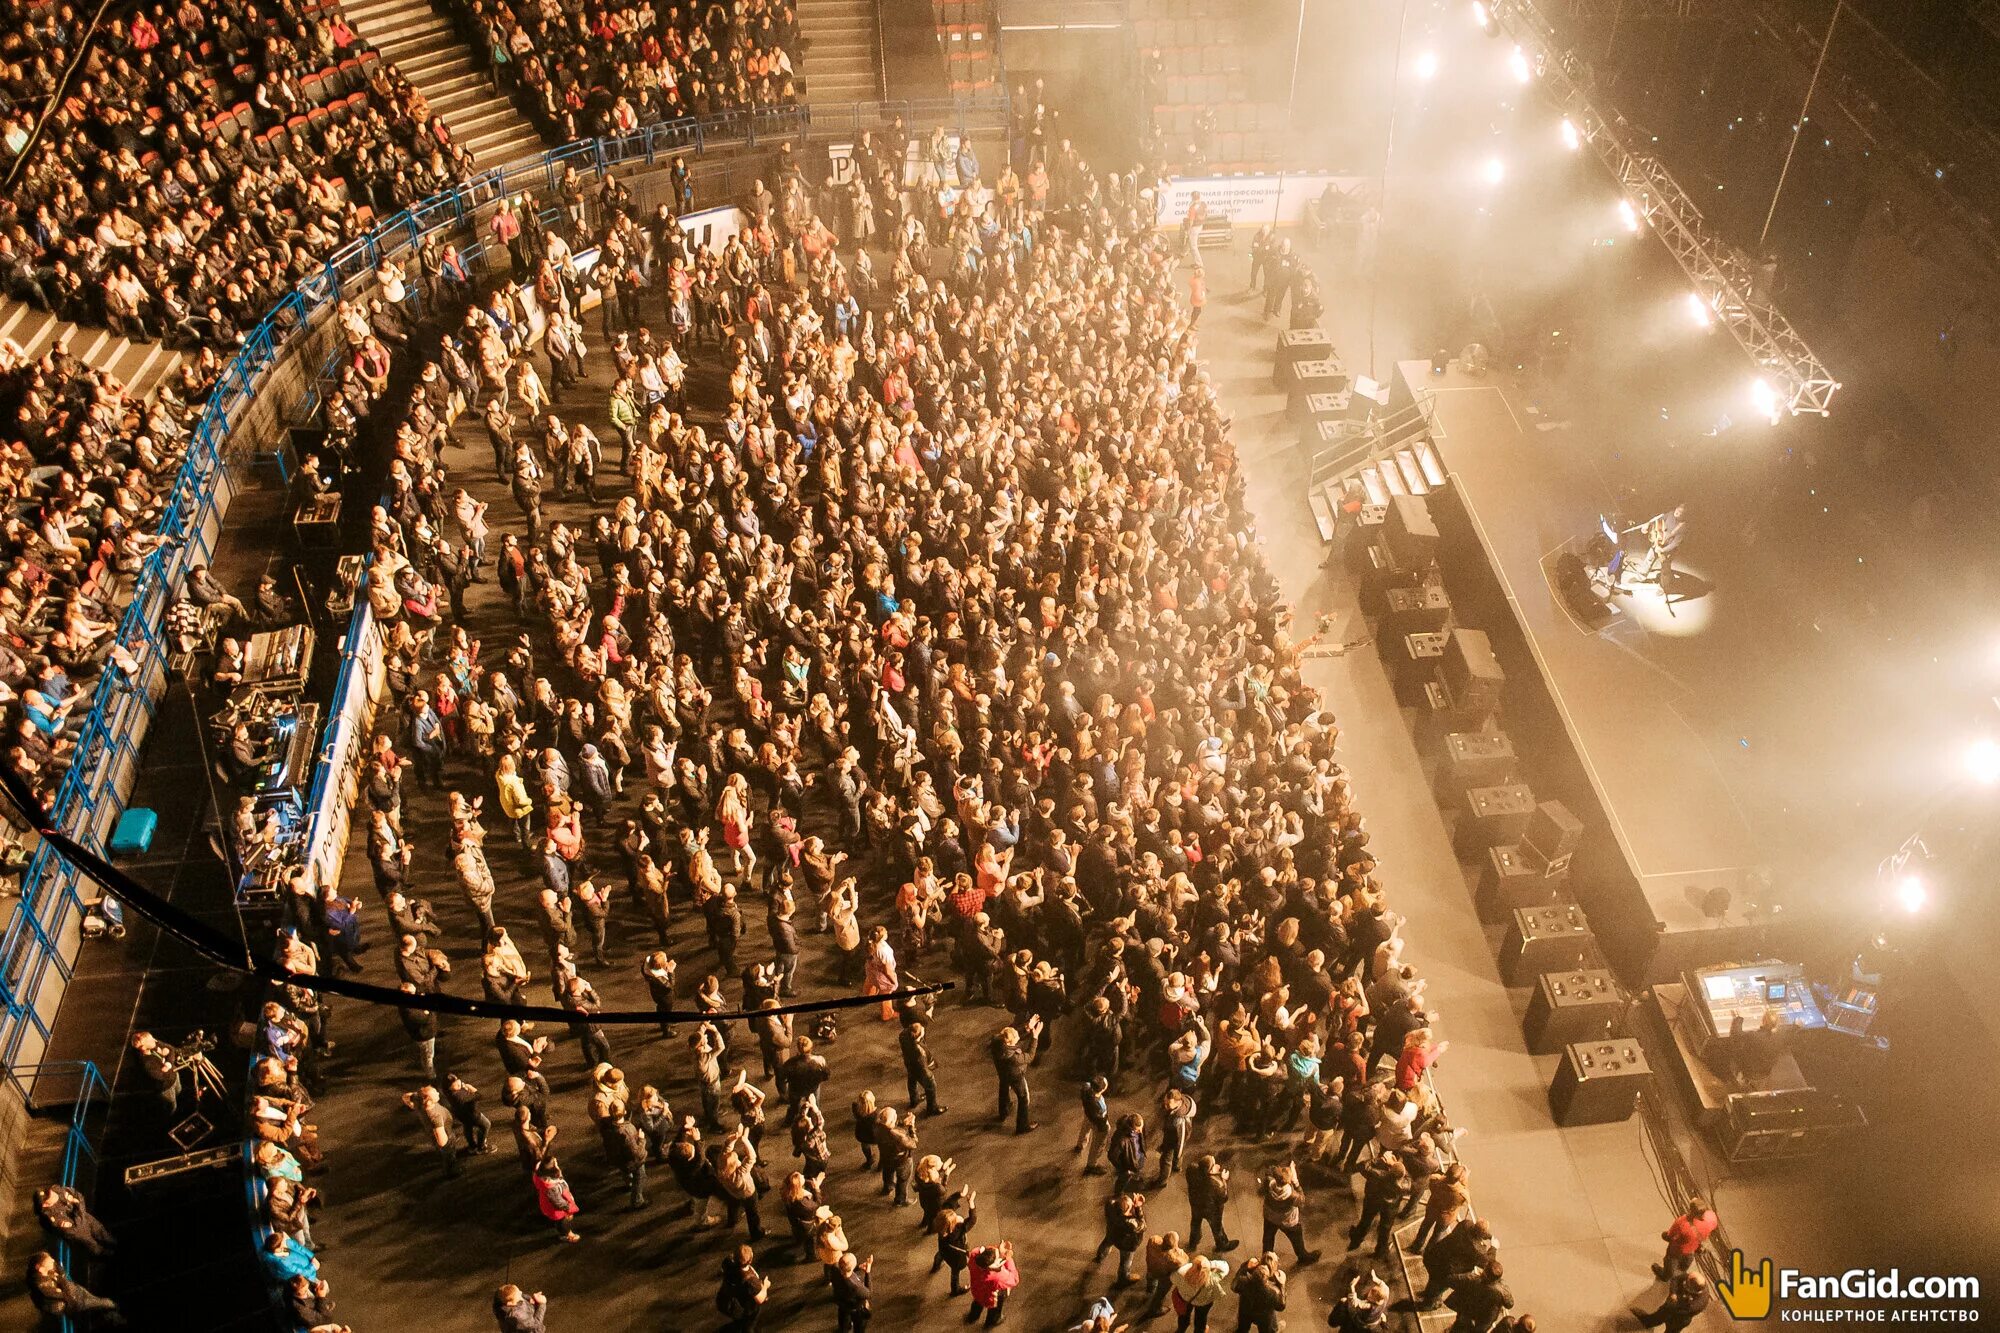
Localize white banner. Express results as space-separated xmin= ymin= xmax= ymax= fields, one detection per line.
xmin=307 ymin=604 xmax=384 ymax=893
xmin=1157 ymin=174 xmax=1374 ymax=227
xmin=827 ymin=142 xmax=857 ymax=187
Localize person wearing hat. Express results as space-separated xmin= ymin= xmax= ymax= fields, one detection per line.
xmin=965 ymin=1240 xmax=1019 ymax=1326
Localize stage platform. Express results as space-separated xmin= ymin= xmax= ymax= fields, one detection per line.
xmin=1393 ymin=360 xmax=1790 ymax=982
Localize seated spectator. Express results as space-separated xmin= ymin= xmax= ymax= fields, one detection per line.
xmin=463 ymin=0 xmax=799 ymax=143
xmin=0 ymin=0 xmax=475 ymax=352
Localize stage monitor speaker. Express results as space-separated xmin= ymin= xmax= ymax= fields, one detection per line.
xmin=1436 ymin=730 xmax=1518 ymax=802
xmin=1391 ymin=632 xmax=1447 ymax=707
xmin=1297 ymin=394 xmax=1353 ymax=448
xmin=1521 ymin=801 xmax=1584 ymax=874
xmin=1358 ymin=542 xmax=1416 ymax=617
xmin=1475 ymin=844 xmax=1567 ymax=920
xmin=1442 ymin=628 xmax=1504 ymax=715
xmin=1501 ymin=901 xmax=1597 ymax=984
xmin=1274 ymin=327 xmax=1333 ymax=387
xmin=1454 ymin=782 xmax=1535 ymax=858
xmin=1523 ymin=968 xmax=1625 ymax=1052
xmin=1288 ymin=358 xmax=1349 ymax=408
xmin=1381 ymin=583 xmax=1451 ymax=646
xmin=1548 ymin=1038 xmax=1650 ymax=1125
xmin=1384 ymin=495 xmax=1439 ymax=569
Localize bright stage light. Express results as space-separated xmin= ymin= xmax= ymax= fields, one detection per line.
xmin=1472 ymin=1 xmax=1493 ymax=31
xmin=1482 ymin=156 xmax=1506 ymax=185
xmin=1966 ymin=737 xmax=2000 ymax=784
xmin=1749 ymin=376 xmax=1781 ymax=423
xmin=1895 ymin=873 xmax=1928 ymax=915
xmin=1685 ymin=292 xmax=1713 ymax=328
xmin=1560 ymin=117 xmax=1580 ymax=151
xmin=1509 ymin=45 xmax=1532 ymax=84
xmin=1415 ymin=50 xmax=1439 ymax=81
xmin=1617 ymin=198 xmax=1642 ymax=233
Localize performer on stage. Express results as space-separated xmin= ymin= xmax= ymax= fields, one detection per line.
xmin=1642 ymin=505 xmax=1687 ymax=583
xmin=1606 ymin=505 xmax=1686 ymax=591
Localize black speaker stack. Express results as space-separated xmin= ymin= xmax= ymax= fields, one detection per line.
xmin=1548 ymin=1037 xmax=1652 ymax=1126
xmin=1333 ymin=447 xmax=1641 ymax=1123
xmin=1523 ymin=968 xmax=1626 ymax=1052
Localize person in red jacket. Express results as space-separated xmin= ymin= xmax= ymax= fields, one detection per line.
xmin=1653 ymin=1198 xmax=1716 ymax=1281
xmin=966 ymin=1240 xmax=1019 ymax=1327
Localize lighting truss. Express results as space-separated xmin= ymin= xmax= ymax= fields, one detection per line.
xmin=1551 ymin=0 xmax=1710 ymax=18
xmin=1493 ymin=0 xmax=1842 ymax=415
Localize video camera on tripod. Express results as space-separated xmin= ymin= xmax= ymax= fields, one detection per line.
xmin=164 ymin=1029 xmax=218 ymax=1073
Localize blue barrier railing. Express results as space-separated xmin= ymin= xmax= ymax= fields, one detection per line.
xmin=2 ymin=1059 xmax=108 ymax=1333
xmin=0 ymin=91 xmax=1011 ymax=1070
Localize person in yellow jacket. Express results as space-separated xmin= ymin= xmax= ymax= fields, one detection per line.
xmin=496 ymin=752 xmax=535 ymax=849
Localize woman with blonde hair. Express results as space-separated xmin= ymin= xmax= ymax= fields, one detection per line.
xmin=810 ymin=1205 xmax=851 ymax=1274
xmin=914 ymin=1152 xmax=962 ymax=1230
xmin=716 ymin=770 xmax=754 ymax=880
xmin=932 ymin=1198 xmax=980 ymax=1296
xmin=862 ymin=924 xmax=899 ymax=1021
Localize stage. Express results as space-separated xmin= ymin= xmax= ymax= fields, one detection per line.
xmin=1392 ymin=359 xmax=1789 ymax=981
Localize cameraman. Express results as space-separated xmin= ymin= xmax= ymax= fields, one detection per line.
xmin=129 ymin=1031 xmax=182 ymax=1116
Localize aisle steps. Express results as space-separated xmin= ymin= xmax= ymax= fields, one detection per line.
xmin=0 ymin=296 xmax=182 ymax=400
xmin=799 ymin=0 xmax=883 ymax=104
xmin=340 ymin=0 xmax=546 ymax=165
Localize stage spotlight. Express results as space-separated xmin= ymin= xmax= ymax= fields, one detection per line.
xmin=1750 ymin=376 xmax=1782 ymax=423
xmin=1473 ymin=1 xmax=1495 ymax=33
xmin=1685 ymin=292 xmax=1713 ymax=328
xmin=1560 ymin=117 xmax=1580 ymax=151
xmin=1482 ymin=155 xmax=1506 ymax=185
xmin=1617 ymin=198 xmax=1642 ymax=233
xmin=1966 ymin=737 xmax=2000 ymax=784
xmin=1415 ymin=50 xmax=1439 ymax=81
xmin=1509 ymin=45 xmax=1532 ymax=84
xmin=1895 ymin=873 xmax=1927 ymax=915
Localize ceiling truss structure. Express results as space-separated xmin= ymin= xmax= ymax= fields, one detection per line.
xmin=1492 ymin=0 xmax=1842 ymax=415
xmin=1550 ymin=0 xmax=1711 ymax=19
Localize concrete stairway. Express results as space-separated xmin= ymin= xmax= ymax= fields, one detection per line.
xmin=0 ymin=296 xmax=181 ymax=400
xmin=340 ymin=0 xmax=545 ymax=166
xmin=798 ymin=0 xmax=883 ymax=104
